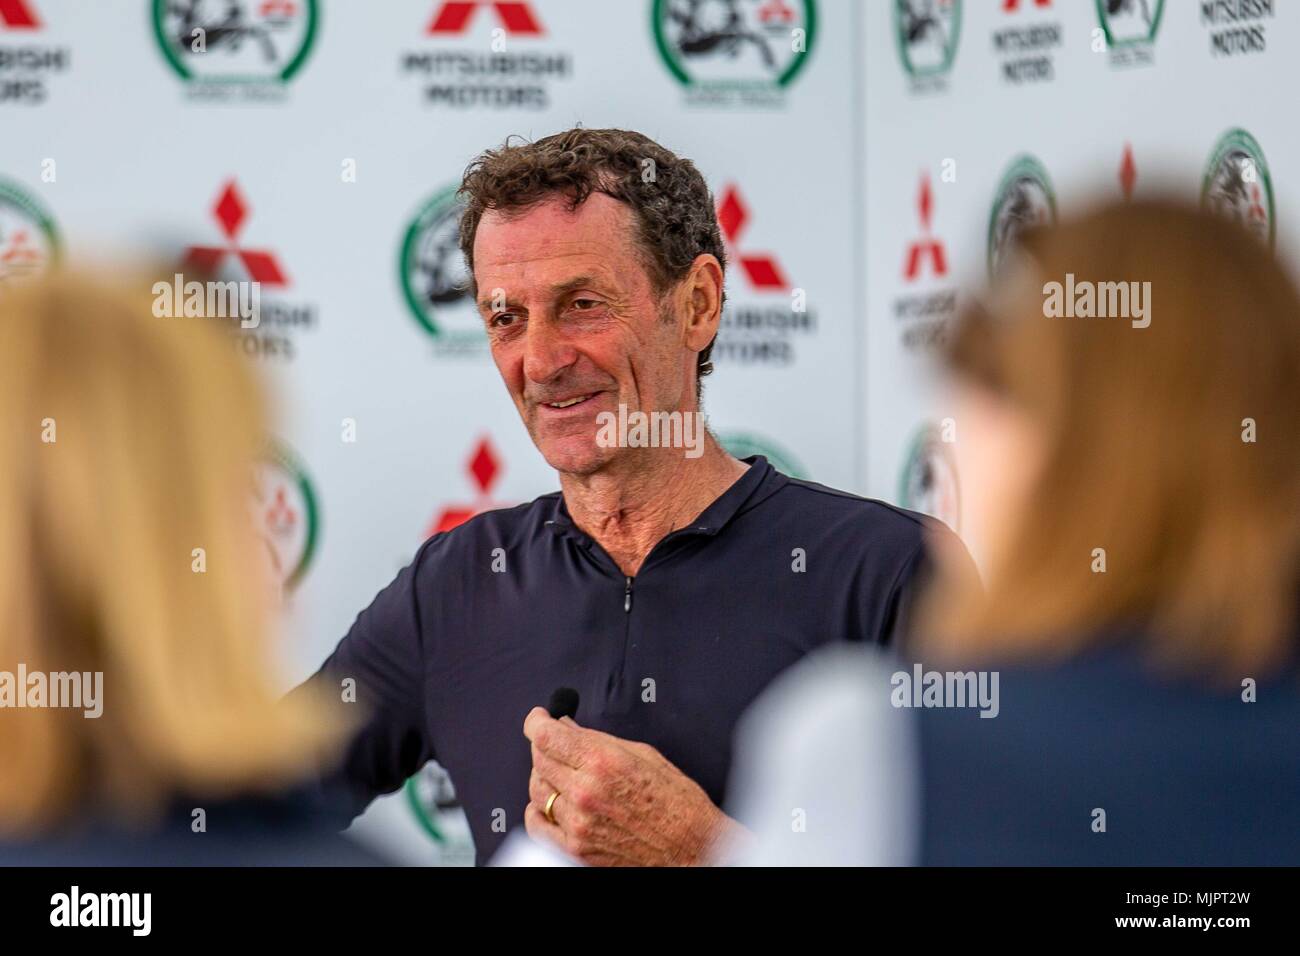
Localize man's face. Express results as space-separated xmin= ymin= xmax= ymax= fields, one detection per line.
xmin=473 ymin=193 xmax=692 ymax=476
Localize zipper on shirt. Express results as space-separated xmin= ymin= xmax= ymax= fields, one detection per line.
xmin=615 ymin=523 xmax=711 ymax=615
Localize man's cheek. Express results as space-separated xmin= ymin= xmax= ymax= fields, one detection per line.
xmin=489 ymin=349 xmax=525 ymax=402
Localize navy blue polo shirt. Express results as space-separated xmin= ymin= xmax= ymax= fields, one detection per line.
xmin=306 ymin=456 xmax=943 ymax=864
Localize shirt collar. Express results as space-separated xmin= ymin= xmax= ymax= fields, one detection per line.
xmin=545 ymin=455 xmax=778 ymax=545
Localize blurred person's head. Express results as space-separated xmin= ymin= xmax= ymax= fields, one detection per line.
xmin=0 ymin=270 xmax=344 ymax=835
xmin=458 ymin=128 xmax=726 ymax=476
xmin=924 ymin=199 xmax=1300 ymax=676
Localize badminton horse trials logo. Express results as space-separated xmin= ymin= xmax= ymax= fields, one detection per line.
xmin=895 ymin=0 xmax=961 ymax=86
xmin=399 ymin=185 xmax=487 ymax=353
xmin=252 ymin=442 xmax=319 ymax=590
xmin=899 ymin=422 xmax=960 ymax=534
xmin=152 ymin=0 xmax=318 ymax=95
xmin=987 ymin=154 xmax=1057 ymax=278
xmin=1095 ymin=0 xmax=1164 ymax=67
xmin=0 ymin=178 xmax=59 ymax=286
xmin=652 ymin=0 xmax=816 ymax=106
xmin=1201 ymin=128 xmax=1274 ymax=250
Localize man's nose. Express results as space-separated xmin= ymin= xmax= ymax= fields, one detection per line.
xmin=522 ymin=317 xmax=578 ymax=386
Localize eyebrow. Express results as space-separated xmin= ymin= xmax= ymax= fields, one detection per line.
xmin=476 ymin=275 xmax=604 ymax=314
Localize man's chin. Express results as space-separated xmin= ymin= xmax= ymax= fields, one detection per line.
xmin=535 ymin=438 xmax=615 ymax=478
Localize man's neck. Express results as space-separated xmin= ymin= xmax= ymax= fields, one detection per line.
xmin=560 ymin=435 xmax=750 ymax=577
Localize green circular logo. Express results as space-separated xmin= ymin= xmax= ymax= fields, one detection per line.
xmin=895 ymin=0 xmax=962 ymax=79
xmin=404 ymin=761 xmax=474 ymax=862
xmin=1094 ymin=0 xmax=1165 ymax=48
xmin=652 ymin=0 xmax=817 ymax=90
xmin=253 ymin=441 xmax=319 ymax=590
xmin=399 ymin=185 xmax=487 ymax=351
xmin=987 ymin=154 xmax=1057 ymax=279
xmin=0 ymin=177 xmax=60 ymax=287
xmin=1201 ymin=128 xmax=1275 ymax=250
xmin=898 ymin=423 xmax=960 ymax=534
xmin=152 ymin=0 xmax=319 ymax=84
xmin=718 ymin=430 xmax=806 ymax=478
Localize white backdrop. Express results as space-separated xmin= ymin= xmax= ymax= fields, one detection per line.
xmin=1 ymin=0 xmax=1292 ymax=863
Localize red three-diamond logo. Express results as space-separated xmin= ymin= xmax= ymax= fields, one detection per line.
xmin=184 ymin=180 xmax=288 ymax=286
xmin=0 ymin=0 xmax=39 ymax=28
xmin=756 ymin=0 xmax=796 ymax=23
xmin=427 ymin=1 xmax=542 ymax=35
xmin=903 ymin=172 xmax=947 ymax=281
xmin=716 ymin=184 xmax=788 ymax=291
xmin=1003 ymin=0 xmax=1050 ymax=9
xmin=0 ymin=229 xmax=41 ymax=267
xmin=264 ymin=485 xmax=298 ymax=540
xmin=428 ymin=436 xmax=504 ymax=535
xmin=1119 ymin=143 xmax=1137 ymax=200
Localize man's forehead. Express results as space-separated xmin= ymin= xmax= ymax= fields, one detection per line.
xmin=473 ymin=192 xmax=639 ymax=270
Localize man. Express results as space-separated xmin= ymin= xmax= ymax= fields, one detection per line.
xmin=305 ymin=128 xmax=956 ymax=866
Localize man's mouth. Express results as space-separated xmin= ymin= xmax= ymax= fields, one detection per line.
xmin=540 ymin=393 xmax=597 ymax=410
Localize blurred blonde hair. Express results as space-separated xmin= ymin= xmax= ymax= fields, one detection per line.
xmin=924 ymin=199 xmax=1300 ymax=677
xmin=0 ymin=269 xmax=345 ymax=833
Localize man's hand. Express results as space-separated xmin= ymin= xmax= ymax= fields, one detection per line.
xmin=522 ymin=707 xmax=744 ymax=866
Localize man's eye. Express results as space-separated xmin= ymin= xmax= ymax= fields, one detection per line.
xmin=571 ymin=298 xmax=598 ymax=311
xmin=490 ymin=313 xmax=518 ymax=329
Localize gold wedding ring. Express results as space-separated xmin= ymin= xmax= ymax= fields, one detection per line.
xmin=543 ymin=790 xmax=560 ymax=825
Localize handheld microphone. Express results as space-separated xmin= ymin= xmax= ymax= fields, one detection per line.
xmin=547 ymin=687 xmax=580 ymax=721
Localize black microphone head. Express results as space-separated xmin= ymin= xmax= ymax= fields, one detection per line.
xmin=547 ymin=686 xmax=580 ymax=720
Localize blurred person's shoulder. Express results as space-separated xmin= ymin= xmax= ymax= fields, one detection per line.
xmin=916 ymin=629 xmax=1300 ymax=865
xmin=931 ymin=629 xmax=1300 ymax=721
xmin=724 ymin=643 xmax=918 ymax=866
xmin=0 ymin=786 xmax=392 ymax=867
xmin=733 ymin=642 xmax=910 ymax=763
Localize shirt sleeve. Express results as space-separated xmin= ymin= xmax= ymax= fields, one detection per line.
xmin=881 ymin=519 xmax=982 ymax=649
xmin=292 ymin=541 xmax=436 ymax=827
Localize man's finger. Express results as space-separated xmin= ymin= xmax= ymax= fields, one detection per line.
xmin=523 ymin=706 xmax=588 ymax=769
xmin=523 ymin=801 xmax=567 ymax=852
xmin=527 ymin=768 xmax=569 ymax=828
xmin=526 ymin=767 xmax=551 ymax=811
xmin=522 ymin=706 xmax=549 ymax=741
xmin=531 ymin=744 xmax=583 ymax=796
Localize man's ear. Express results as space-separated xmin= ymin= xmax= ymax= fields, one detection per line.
xmin=681 ymin=253 xmax=724 ymax=354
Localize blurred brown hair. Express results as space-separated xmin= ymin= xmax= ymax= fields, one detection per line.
xmin=925 ymin=199 xmax=1300 ymax=676
xmin=0 ymin=270 xmax=345 ymax=834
